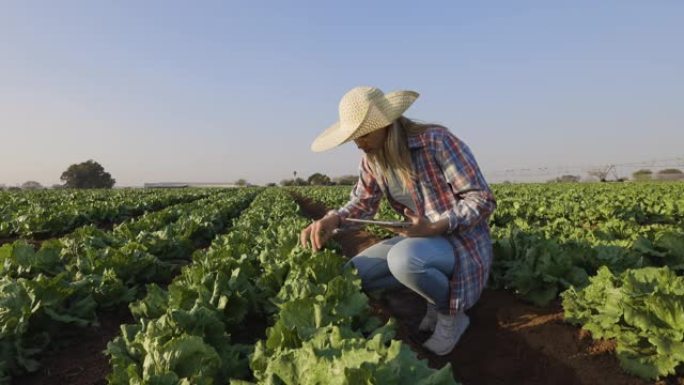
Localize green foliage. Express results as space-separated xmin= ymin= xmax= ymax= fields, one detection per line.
xmin=333 ymin=175 xmax=358 ymax=185
xmin=634 ymin=231 xmax=684 ymax=271
xmin=307 ymin=173 xmax=331 ymax=186
xmin=60 ymin=159 xmax=116 ymax=189
xmin=20 ymin=181 xmax=43 ymax=190
xmin=0 ymin=187 xmax=209 ymax=238
xmin=295 ymin=183 xmax=684 ymax=381
xmin=280 ymin=177 xmax=308 ymax=186
xmin=658 ymin=169 xmax=683 ymax=175
xmin=562 ymin=266 xmax=684 ymax=379
xmin=252 ymin=325 xmax=455 ymax=385
xmin=0 ymin=189 xmax=257 ymax=381
xmin=6 ymin=182 xmax=682 ymax=383
xmin=656 ymin=169 xmax=684 ymax=181
xmin=632 ymin=169 xmax=653 ymax=181
xmin=548 ymin=175 xmax=580 ymax=183
xmin=491 ymin=233 xmax=591 ymax=305
xmin=294 ymin=183 xmax=684 ymax=309
xmin=107 ymin=189 xmax=459 ymax=384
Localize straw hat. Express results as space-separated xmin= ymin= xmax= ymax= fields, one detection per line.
xmin=311 ymin=86 xmax=419 ymax=152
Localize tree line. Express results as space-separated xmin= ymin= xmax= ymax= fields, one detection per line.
xmin=3 ymin=162 xmax=681 ymax=191
xmin=1 ymin=162 xmax=359 ymax=190
xmin=2 ymin=160 xmax=116 ymax=190
xmin=276 ymin=173 xmax=357 ymax=187
xmin=544 ymin=168 xmax=683 ymax=183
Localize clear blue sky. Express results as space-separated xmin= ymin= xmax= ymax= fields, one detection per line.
xmin=1 ymin=0 xmax=682 ymax=186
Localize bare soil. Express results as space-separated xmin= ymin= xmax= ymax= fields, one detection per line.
xmin=0 ymin=237 xmax=43 ymax=248
xmin=16 ymin=306 xmax=133 ymax=385
xmin=294 ymin=194 xmax=684 ymax=385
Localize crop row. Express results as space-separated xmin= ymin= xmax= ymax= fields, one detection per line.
xmin=107 ymin=188 xmax=458 ymax=384
xmin=294 ymin=183 xmax=684 ymax=380
xmin=0 ymin=188 xmax=213 ymax=238
xmin=0 ymin=189 xmax=257 ymax=384
xmin=293 ymin=184 xmax=684 ymax=305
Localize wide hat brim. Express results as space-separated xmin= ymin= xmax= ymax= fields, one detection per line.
xmin=311 ymin=90 xmax=419 ymax=152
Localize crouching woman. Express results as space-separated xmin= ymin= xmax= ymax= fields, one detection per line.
xmin=300 ymin=86 xmax=496 ymax=355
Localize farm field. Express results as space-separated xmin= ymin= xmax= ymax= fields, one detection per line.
xmin=1 ymin=183 xmax=683 ymax=385
xmin=2 ymin=188 xmax=453 ymax=385
xmin=293 ymin=182 xmax=684 ymax=385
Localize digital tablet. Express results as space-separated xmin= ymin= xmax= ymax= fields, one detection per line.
xmin=344 ymin=218 xmax=412 ymax=228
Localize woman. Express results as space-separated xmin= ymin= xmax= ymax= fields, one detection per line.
xmin=299 ymin=86 xmax=496 ymax=356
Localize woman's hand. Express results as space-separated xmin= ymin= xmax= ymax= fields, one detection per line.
xmin=299 ymin=212 xmax=340 ymax=252
xmin=385 ymin=208 xmax=448 ymax=237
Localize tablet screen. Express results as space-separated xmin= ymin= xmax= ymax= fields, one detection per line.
xmin=344 ymin=218 xmax=411 ymax=228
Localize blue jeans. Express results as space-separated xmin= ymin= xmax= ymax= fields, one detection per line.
xmin=346 ymin=236 xmax=455 ymax=312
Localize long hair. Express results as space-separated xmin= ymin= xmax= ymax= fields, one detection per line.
xmin=368 ymin=116 xmax=430 ymax=187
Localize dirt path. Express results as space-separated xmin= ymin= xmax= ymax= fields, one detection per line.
xmin=17 ymin=306 xmax=132 ymax=385
xmin=293 ymin=194 xmax=682 ymax=385
xmin=0 ymin=236 xmax=43 ymax=248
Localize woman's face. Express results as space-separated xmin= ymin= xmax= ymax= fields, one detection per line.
xmin=353 ymin=125 xmax=389 ymax=154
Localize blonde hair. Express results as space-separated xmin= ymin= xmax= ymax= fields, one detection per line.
xmin=368 ymin=116 xmax=429 ymax=187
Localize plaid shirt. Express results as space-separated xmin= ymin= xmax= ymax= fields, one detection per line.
xmin=337 ymin=125 xmax=496 ymax=314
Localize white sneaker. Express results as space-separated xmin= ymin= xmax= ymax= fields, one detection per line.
xmin=418 ymin=303 xmax=438 ymax=332
xmin=422 ymin=311 xmax=470 ymax=356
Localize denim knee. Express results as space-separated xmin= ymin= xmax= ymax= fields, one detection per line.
xmin=386 ymin=244 xmax=424 ymax=284
xmin=343 ymin=259 xmax=356 ymax=272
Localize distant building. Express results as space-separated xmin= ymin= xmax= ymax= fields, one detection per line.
xmin=143 ymin=182 xmax=243 ymax=188
xmin=144 ymin=182 xmax=190 ymax=188
xmin=190 ymin=183 xmax=242 ymax=188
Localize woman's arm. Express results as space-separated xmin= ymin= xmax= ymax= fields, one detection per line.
xmin=434 ymin=130 xmax=496 ymax=233
xmin=300 ymin=156 xmax=382 ymax=251
xmin=335 ymin=156 xmax=383 ymax=224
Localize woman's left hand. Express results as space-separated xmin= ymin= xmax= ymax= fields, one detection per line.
xmin=384 ymin=208 xmax=449 ymax=237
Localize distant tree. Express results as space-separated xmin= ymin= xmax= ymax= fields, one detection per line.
xmin=52 ymin=184 xmax=65 ymax=189
xmin=333 ymin=175 xmax=358 ymax=185
xmin=8 ymin=186 xmax=21 ymax=192
xmin=550 ymin=175 xmax=581 ymax=183
xmin=307 ymin=173 xmax=332 ymax=186
xmin=656 ymin=168 xmax=684 ymax=181
xmin=280 ymin=178 xmax=308 ymax=186
xmin=588 ymin=167 xmax=610 ymax=182
xmin=21 ymin=181 xmax=43 ymax=190
xmin=234 ymin=178 xmax=248 ymax=186
xmin=0 ymin=184 xmax=5 ymax=190
xmin=658 ymin=168 xmax=683 ymax=175
xmin=266 ymin=182 xmax=277 ymax=187
xmin=632 ymin=169 xmax=653 ymax=181
xmin=60 ymin=160 xmax=116 ymax=189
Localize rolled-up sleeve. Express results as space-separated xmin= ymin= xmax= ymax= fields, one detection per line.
xmin=434 ymin=132 xmax=496 ymax=233
xmin=337 ymin=156 xmax=382 ymax=225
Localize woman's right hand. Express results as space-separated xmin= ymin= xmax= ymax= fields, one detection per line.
xmin=299 ymin=212 xmax=340 ymax=252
